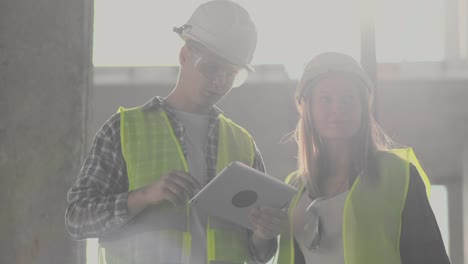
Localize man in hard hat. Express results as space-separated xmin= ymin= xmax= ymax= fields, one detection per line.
xmin=65 ymin=1 xmax=284 ymax=263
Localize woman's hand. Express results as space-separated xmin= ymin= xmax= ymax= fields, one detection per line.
xmin=248 ymin=206 xmax=289 ymax=241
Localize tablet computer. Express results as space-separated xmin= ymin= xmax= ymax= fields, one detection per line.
xmin=189 ymin=161 xmax=298 ymax=231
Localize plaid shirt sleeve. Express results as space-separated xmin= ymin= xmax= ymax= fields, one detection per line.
xmin=65 ymin=113 xmax=131 ymax=240
xmin=248 ymin=140 xmax=279 ymax=263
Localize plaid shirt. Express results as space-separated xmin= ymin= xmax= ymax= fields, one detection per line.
xmin=65 ymin=96 xmax=275 ymax=262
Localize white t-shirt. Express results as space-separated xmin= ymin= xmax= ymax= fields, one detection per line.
xmin=292 ymin=189 xmax=349 ymax=264
xmin=173 ymin=110 xmax=210 ymax=264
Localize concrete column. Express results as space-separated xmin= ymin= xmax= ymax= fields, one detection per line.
xmin=446 ymin=0 xmax=460 ymax=61
xmin=463 ymin=0 xmax=468 ymax=59
xmin=464 ymin=139 xmax=468 ymax=263
xmin=448 ymin=178 xmax=464 ymax=264
xmin=0 ymin=0 xmax=92 ymax=262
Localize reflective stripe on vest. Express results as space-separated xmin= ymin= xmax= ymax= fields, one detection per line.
xmin=99 ymin=106 xmax=255 ymax=264
xmin=276 ymin=148 xmax=430 ymax=264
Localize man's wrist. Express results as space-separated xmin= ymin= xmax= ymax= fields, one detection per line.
xmin=251 ymin=232 xmax=275 ymax=247
xmin=249 ymin=232 xmax=277 ymax=263
xmin=127 ymin=188 xmax=149 ymax=218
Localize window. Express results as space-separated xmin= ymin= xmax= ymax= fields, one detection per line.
xmin=94 ymin=0 xmax=448 ymax=79
xmin=375 ymin=0 xmax=445 ymax=62
xmin=93 ymin=0 xmax=363 ymax=80
xmin=428 ymin=185 xmax=450 ymax=257
xmin=86 ymin=238 xmax=98 ymax=264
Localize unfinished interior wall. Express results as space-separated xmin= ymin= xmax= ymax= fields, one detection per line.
xmin=0 ymin=0 xmax=92 ymax=263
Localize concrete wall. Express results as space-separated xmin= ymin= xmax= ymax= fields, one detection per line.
xmin=90 ymin=74 xmax=468 ymax=181
xmin=0 ymin=0 xmax=92 ymax=263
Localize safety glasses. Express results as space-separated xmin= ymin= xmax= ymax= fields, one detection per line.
xmin=187 ymin=43 xmax=248 ymax=88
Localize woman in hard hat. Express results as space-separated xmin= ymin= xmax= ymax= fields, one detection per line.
xmin=275 ymin=52 xmax=450 ymax=264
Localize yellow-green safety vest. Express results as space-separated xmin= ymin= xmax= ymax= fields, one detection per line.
xmin=99 ymin=106 xmax=256 ymax=264
xmin=276 ymin=148 xmax=430 ymax=264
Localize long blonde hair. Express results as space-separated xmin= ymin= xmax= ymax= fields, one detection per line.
xmin=293 ymin=73 xmax=393 ymax=198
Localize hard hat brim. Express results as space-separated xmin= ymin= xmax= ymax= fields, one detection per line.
xmin=175 ymin=28 xmax=255 ymax=72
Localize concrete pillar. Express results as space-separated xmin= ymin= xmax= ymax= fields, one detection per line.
xmin=0 ymin=0 xmax=92 ymax=262
xmin=463 ymin=0 xmax=468 ymax=59
xmin=464 ymin=139 xmax=468 ymax=263
xmin=446 ymin=0 xmax=460 ymax=61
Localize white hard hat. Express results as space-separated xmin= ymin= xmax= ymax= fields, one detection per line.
xmin=173 ymin=0 xmax=257 ymax=71
xmin=296 ymin=52 xmax=374 ymax=101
